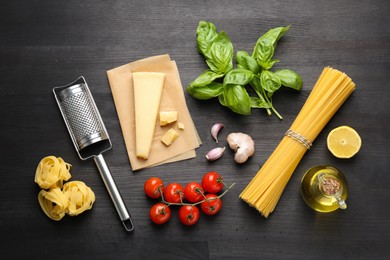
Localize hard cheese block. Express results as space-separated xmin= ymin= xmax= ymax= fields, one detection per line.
xmin=133 ymin=72 xmax=166 ymax=159
xmin=107 ymin=54 xmax=201 ymax=171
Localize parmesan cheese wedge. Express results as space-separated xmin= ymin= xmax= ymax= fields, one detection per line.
xmin=133 ymin=72 xmax=166 ymax=159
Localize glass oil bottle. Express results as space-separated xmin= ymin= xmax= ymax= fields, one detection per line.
xmin=301 ymin=165 xmax=348 ymax=213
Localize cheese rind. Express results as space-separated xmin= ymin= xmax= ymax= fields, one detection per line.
xmin=133 ymin=72 xmax=166 ymax=159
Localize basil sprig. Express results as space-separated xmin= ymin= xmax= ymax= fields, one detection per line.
xmin=187 ymin=21 xmax=302 ymax=119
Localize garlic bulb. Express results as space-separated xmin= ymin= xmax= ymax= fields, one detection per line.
xmin=227 ymin=133 xmax=255 ymax=163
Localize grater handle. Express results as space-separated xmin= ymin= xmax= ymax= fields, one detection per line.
xmin=93 ymin=154 xmax=134 ymax=232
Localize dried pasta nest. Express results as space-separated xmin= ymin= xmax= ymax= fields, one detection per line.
xmin=35 ymin=156 xmax=95 ymax=221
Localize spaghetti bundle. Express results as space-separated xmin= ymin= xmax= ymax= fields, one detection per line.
xmin=240 ymin=67 xmax=355 ymax=217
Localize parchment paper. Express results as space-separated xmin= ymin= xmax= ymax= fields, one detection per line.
xmin=107 ymin=54 xmax=201 ymax=171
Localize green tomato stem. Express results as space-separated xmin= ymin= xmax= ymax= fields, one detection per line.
xmin=159 ymin=183 xmax=235 ymax=207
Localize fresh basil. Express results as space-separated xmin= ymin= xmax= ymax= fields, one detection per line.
xmin=188 ymin=21 xmax=301 ymax=119
xmin=260 ymin=26 xmax=290 ymax=48
xmin=187 ymin=82 xmax=224 ymax=100
xmin=249 ymin=76 xmax=262 ymax=92
xmin=191 ymin=69 xmax=224 ymax=87
xmin=219 ymin=84 xmax=251 ymax=115
xmin=250 ymin=97 xmax=272 ymax=109
xmin=274 ymin=69 xmax=303 ymax=91
xmin=205 ymin=31 xmax=233 ymax=73
xmin=236 ymin=51 xmax=261 ymax=74
xmin=253 ymin=38 xmax=275 ymax=66
xmin=223 ymin=68 xmax=254 ymax=86
xmin=196 ymin=21 xmax=218 ymax=59
xmin=252 ymin=26 xmax=290 ymax=70
xmin=260 ymin=70 xmax=281 ymax=93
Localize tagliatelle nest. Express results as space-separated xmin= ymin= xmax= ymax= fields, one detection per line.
xmin=35 ymin=156 xmax=95 ymax=221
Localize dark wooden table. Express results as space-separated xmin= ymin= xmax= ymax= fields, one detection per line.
xmin=1 ymin=0 xmax=389 ymax=259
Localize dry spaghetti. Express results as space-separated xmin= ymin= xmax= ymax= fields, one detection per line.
xmin=240 ymin=67 xmax=355 ymax=218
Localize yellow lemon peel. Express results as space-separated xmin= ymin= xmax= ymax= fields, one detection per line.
xmin=327 ymin=126 xmax=362 ymax=158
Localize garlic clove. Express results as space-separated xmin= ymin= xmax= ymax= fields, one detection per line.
xmin=211 ymin=123 xmax=224 ymax=143
xmin=205 ymin=147 xmax=226 ymax=161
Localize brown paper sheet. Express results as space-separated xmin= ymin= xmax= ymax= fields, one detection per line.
xmin=107 ymin=54 xmax=201 ymax=171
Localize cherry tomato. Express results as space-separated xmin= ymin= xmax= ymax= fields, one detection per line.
xmin=201 ymin=171 xmax=224 ymax=193
xmin=163 ymin=183 xmax=185 ymax=203
xmin=149 ymin=203 xmax=171 ymax=224
xmin=200 ymin=194 xmax=222 ymax=215
xmin=144 ymin=177 xmax=164 ymax=199
xmin=178 ymin=205 xmax=200 ymax=226
xmin=184 ymin=182 xmax=204 ymax=203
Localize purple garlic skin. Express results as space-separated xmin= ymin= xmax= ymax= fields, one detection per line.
xmin=206 ymin=147 xmax=226 ymax=161
xmin=211 ymin=123 xmax=224 ymax=143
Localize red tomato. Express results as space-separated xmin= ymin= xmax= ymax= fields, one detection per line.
xmin=144 ymin=177 xmax=164 ymax=199
xmin=149 ymin=203 xmax=171 ymax=224
xmin=163 ymin=183 xmax=185 ymax=203
xmin=200 ymin=194 xmax=222 ymax=215
xmin=178 ymin=205 xmax=200 ymax=226
xmin=184 ymin=182 xmax=204 ymax=203
xmin=201 ymin=171 xmax=224 ymax=193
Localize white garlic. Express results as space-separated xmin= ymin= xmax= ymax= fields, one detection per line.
xmin=211 ymin=123 xmax=224 ymax=143
xmin=205 ymin=147 xmax=226 ymax=161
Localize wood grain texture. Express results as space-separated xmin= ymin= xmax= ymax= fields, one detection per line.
xmin=1 ymin=0 xmax=389 ymax=259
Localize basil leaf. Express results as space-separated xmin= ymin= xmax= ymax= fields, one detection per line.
xmin=205 ymin=59 xmax=220 ymax=73
xmin=249 ymin=76 xmax=262 ymax=92
xmin=236 ymin=51 xmax=261 ymax=74
xmin=191 ymin=69 xmax=224 ymax=87
xmin=196 ymin=21 xmax=218 ymax=59
xmin=274 ymin=69 xmax=303 ymax=91
xmin=187 ymin=82 xmax=224 ymax=100
xmin=252 ymin=38 xmax=275 ymax=66
xmin=257 ymin=59 xmax=279 ymax=70
xmin=223 ymin=68 xmax=254 ymax=86
xmin=260 ymin=70 xmax=281 ymax=93
xmin=219 ymin=84 xmax=251 ymax=115
xmin=261 ymin=26 xmax=290 ymax=48
xmin=206 ymin=31 xmax=233 ymax=73
xmin=252 ymin=26 xmax=290 ymax=68
xmin=250 ymin=97 xmax=272 ymax=109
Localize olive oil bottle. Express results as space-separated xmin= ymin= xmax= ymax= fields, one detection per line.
xmin=301 ymin=165 xmax=348 ymax=212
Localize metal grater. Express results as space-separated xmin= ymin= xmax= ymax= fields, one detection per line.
xmin=53 ymin=76 xmax=134 ymax=232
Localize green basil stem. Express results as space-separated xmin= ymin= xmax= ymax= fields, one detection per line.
xmin=253 ymin=88 xmax=282 ymax=119
xmin=271 ymin=105 xmax=283 ymax=120
xmin=262 ymin=90 xmax=283 ymax=120
xmin=254 ymin=89 xmax=272 ymax=116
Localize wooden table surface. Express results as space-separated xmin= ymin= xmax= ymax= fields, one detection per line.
xmin=1 ymin=0 xmax=389 ymax=259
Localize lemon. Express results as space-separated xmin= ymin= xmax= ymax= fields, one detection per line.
xmin=327 ymin=126 xmax=362 ymax=158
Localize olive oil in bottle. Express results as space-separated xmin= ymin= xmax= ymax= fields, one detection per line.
xmin=301 ymin=165 xmax=348 ymax=213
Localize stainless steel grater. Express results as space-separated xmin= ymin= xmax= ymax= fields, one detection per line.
xmin=53 ymin=76 xmax=134 ymax=232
